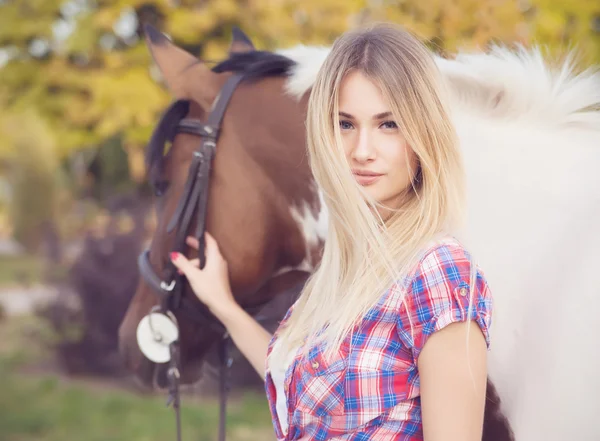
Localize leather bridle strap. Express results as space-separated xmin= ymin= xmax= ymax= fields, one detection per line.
xmin=138 ymin=250 xmax=176 ymax=297
xmin=165 ymin=73 xmax=244 ymax=269
xmin=218 ymin=336 xmax=232 ymax=441
xmin=166 ymin=337 xmax=231 ymax=441
xmin=138 ymin=73 xmax=246 ymax=441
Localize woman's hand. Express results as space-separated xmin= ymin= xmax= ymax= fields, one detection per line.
xmin=170 ymin=233 xmax=237 ymax=320
xmin=171 ymin=233 xmax=272 ymax=380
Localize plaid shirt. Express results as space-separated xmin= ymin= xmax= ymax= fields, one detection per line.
xmin=265 ymin=236 xmax=493 ymax=440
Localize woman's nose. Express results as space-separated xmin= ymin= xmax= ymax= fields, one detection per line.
xmin=351 ymin=130 xmax=375 ymax=162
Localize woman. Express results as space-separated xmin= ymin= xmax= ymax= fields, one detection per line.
xmin=171 ymin=23 xmax=493 ymax=441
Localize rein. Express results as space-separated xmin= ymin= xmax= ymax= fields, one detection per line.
xmin=135 ymin=73 xmax=268 ymax=441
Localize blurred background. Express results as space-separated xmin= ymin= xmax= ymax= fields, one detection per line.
xmin=0 ymin=1 xmax=598 ymax=440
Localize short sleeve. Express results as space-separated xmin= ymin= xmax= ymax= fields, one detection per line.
xmin=395 ymin=242 xmax=493 ymax=363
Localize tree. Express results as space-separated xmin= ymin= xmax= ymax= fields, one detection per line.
xmin=528 ymin=0 xmax=600 ymax=66
xmin=4 ymin=108 xmax=63 ymax=253
xmin=0 ymin=0 xmax=598 ymax=169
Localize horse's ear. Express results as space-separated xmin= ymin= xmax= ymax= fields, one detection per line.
xmin=143 ymin=24 xmax=220 ymax=109
xmin=228 ymin=26 xmax=255 ymax=55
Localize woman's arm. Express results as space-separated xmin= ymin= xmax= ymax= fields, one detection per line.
xmin=418 ymin=320 xmax=488 ymax=441
xmin=214 ymin=302 xmax=273 ymax=379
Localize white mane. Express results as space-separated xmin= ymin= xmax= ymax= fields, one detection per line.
xmin=278 ymin=42 xmax=600 ymax=441
xmin=278 ymin=43 xmax=600 ymax=129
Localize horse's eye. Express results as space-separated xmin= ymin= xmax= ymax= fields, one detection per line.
xmin=154 ymin=180 xmax=170 ymax=197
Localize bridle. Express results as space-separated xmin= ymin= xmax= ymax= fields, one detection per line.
xmin=136 ymin=72 xmax=269 ymax=441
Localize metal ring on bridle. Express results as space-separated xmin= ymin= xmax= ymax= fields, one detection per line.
xmin=147 ymin=306 xmax=179 ymax=343
xmin=168 ymin=366 xmax=181 ymax=379
xmin=148 ymin=305 xmax=162 ymax=342
xmin=160 ymin=279 xmax=176 ymax=292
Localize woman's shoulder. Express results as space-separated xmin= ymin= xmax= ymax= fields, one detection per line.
xmin=390 ymin=233 xmax=488 ymax=301
xmin=423 ymin=233 xmax=470 ymax=255
xmin=421 ymin=234 xmax=474 ymax=267
xmin=409 ymin=234 xmax=476 ymax=277
xmin=392 ymin=233 xmax=494 ymax=355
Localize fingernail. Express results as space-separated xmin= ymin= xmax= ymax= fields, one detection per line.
xmin=170 ymin=252 xmax=179 ymax=261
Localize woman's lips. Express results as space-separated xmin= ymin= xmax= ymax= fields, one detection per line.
xmin=353 ymin=172 xmax=383 ymax=186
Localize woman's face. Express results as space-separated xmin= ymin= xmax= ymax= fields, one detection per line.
xmin=338 ymin=70 xmax=418 ymax=210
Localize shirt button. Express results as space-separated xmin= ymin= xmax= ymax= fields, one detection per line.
xmin=312 ymin=362 xmax=319 ymax=369
xmin=459 ymin=287 xmax=468 ymax=297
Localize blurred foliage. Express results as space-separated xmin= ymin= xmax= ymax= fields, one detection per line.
xmin=3 ymin=108 xmax=66 ymax=253
xmin=0 ymin=0 xmax=598 ymax=247
xmin=0 ymin=254 xmax=44 ymax=287
xmin=38 ymin=195 xmax=148 ymax=377
xmin=0 ymin=0 xmax=598 ymax=161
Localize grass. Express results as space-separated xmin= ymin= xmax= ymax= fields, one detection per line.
xmin=0 ymin=316 xmax=276 ymax=441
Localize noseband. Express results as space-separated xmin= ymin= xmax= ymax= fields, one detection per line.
xmin=136 ymin=73 xmax=266 ymax=441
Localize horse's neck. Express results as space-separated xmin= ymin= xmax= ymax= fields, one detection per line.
xmin=245 ymin=88 xmax=327 ymax=276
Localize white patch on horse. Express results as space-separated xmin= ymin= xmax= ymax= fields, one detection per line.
xmin=288 ymin=186 xmax=328 ymax=270
xmin=271 ymin=261 xmax=312 ymax=278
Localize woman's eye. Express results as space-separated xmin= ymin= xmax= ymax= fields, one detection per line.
xmin=381 ymin=121 xmax=398 ymax=129
xmin=339 ymin=120 xmax=354 ymax=130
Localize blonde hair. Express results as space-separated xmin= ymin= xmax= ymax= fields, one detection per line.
xmin=271 ymin=23 xmax=467 ymax=363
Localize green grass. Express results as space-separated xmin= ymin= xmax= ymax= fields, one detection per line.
xmin=0 ymin=317 xmax=276 ymax=441
xmin=0 ymin=369 xmax=275 ymax=441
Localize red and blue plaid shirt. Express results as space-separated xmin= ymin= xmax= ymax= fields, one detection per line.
xmin=265 ymin=235 xmax=493 ymax=440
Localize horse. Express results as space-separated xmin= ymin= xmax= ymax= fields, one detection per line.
xmin=117 ymin=26 xmax=325 ymax=391
xmin=118 ymin=25 xmax=600 ymax=441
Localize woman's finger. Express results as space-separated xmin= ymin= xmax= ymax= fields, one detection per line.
xmin=204 ymin=232 xmax=221 ymax=254
xmin=170 ymin=252 xmax=197 ymax=276
xmin=187 ymin=233 xmax=220 ymax=253
xmin=185 ymin=236 xmax=200 ymax=249
xmin=172 ymin=256 xmax=199 ymax=275
xmin=205 ymin=232 xmax=215 ymax=243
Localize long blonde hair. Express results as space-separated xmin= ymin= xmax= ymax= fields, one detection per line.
xmin=272 ymin=23 xmax=467 ymax=363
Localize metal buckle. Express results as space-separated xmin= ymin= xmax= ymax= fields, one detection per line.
xmin=168 ymin=366 xmax=181 ymax=379
xmin=160 ymin=279 xmax=176 ymax=292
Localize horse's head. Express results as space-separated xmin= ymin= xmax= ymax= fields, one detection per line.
xmin=118 ymin=26 xmax=325 ymax=388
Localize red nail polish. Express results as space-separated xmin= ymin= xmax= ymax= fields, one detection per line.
xmin=170 ymin=252 xmax=178 ymax=261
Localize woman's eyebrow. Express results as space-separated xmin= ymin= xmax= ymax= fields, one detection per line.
xmin=338 ymin=111 xmax=393 ymax=120
xmin=373 ymin=111 xmax=392 ymax=120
